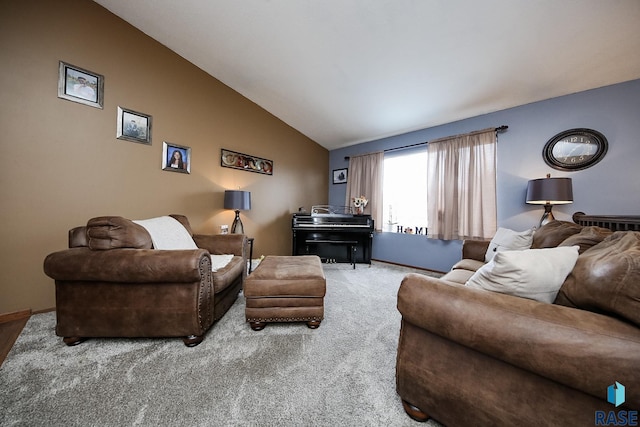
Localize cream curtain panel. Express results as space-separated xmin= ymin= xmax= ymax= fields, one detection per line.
xmin=427 ymin=128 xmax=497 ymax=240
xmin=346 ymin=152 xmax=384 ymax=231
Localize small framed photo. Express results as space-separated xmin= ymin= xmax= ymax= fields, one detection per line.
xmin=162 ymin=142 xmax=191 ymax=174
xmin=57 ymin=61 xmax=104 ymax=109
xmin=333 ymin=168 xmax=348 ymax=184
xmin=116 ymin=106 xmax=152 ymax=145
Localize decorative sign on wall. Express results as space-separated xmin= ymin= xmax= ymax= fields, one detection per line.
xmin=221 ymin=149 xmax=273 ymax=175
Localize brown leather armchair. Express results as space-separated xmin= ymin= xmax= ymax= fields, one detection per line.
xmin=44 ymin=215 xmax=246 ymax=347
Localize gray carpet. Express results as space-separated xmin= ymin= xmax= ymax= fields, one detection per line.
xmin=0 ymin=261 xmax=444 ymax=427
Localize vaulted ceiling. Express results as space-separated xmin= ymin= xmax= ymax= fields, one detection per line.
xmin=94 ymin=0 xmax=640 ymax=150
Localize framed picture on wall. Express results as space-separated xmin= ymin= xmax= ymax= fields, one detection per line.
xmin=57 ymin=61 xmax=104 ymax=109
xmin=116 ymin=106 xmax=152 ymax=145
xmin=221 ymin=148 xmax=273 ymax=175
xmin=162 ymin=142 xmax=191 ymax=174
xmin=333 ymin=168 xmax=348 ymax=184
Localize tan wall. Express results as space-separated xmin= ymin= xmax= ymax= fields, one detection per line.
xmin=0 ymin=0 xmax=328 ymax=313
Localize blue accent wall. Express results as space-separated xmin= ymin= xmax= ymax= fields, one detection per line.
xmin=329 ymin=79 xmax=640 ymax=272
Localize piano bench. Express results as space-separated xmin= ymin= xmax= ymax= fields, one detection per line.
xmin=244 ymin=255 xmax=326 ymax=331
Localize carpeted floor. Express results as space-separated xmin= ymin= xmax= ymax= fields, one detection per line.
xmin=0 ymin=261 xmax=444 ymax=427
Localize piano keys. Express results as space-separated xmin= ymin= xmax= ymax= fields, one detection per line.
xmin=292 ymin=210 xmax=374 ymax=268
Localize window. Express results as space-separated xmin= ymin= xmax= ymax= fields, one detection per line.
xmin=380 ymin=129 xmax=497 ymax=240
xmin=382 ymin=149 xmax=428 ymax=234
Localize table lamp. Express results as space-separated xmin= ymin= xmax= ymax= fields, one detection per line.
xmin=224 ymin=190 xmax=251 ymax=234
xmin=526 ymin=174 xmax=573 ymax=227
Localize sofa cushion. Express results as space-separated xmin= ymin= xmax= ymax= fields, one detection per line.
xmin=68 ymin=226 xmax=88 ymax=248
xmin=558 ymin=226 xmax=613 ymax=254
xmin=441 ymin=268 xmax=477 ymax=284
xmin=484 ymin=227 xmax=534 ymax=262
xmin=451 ymin=258 xmax=486 ymax=272
xmin=210 ymin=254 xmax=234 ymax=272
xmin=86 ymin=216 xmax=152 ymax=250
xmin=531 ymin=220 xmax=582 ymax=249
xmin=555 ymin=231 xmax=640 ymax=327
xmin=212 ymin=255 xmax=245 ymax=293
xmin=467 ymin=246 xmax=580 ymax=303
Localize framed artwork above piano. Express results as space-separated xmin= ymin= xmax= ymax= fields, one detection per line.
xmin=333 ymin=168 xmax=348 ymax=184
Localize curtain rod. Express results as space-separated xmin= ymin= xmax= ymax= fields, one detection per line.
xmin=344 ymin=125 xmax=508 ymax=160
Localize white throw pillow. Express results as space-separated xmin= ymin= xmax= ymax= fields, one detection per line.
xmin=485 ymin=227 xmax=534 ymax=262
xmin=467 ymin=246 xmax=580 ymax=304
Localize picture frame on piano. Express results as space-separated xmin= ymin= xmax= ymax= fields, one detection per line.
xmin=333 ymin=168 xmax=348 ymax=184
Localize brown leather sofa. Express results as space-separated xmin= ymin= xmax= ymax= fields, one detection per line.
xmin=396 ymin=221 xmax=640 ymax=426
xmin=44 ymin=215 xmax=246 ymax=347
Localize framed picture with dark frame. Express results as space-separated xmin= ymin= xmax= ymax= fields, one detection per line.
xmin=221 ymin=148 xmax=273 ymax=175
xmin=116 ymin=106 xmax=152 ymax=145
xmin=162 ymin=142 xmax=191 ymax=174
xmin=333 ymin=168 xmax=348 ymax=184
xmin=57 ymin=61 xmax=104 ymax=109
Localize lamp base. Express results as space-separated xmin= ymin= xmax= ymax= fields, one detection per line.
xmin=231 ymin=210 xmax=244 ymax=234
xmin=539 ymin=204 xmax=555 ymax=228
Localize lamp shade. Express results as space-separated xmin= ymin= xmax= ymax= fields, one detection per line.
xmin=224 ymin=190 xmax=251 ymax=210
xmin=526 ymin=177 xmax=573 ymax=205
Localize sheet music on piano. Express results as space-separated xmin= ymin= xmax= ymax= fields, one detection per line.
xmin=311 ymin=205 xmax=353 ymax=216
xmin=292 ymin=206 xmax=373 ymax=268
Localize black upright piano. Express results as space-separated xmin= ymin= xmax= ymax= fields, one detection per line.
xmin=292 ymin=206 xmax=374 ymax=268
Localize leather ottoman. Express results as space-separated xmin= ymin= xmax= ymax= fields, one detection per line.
xmin=244 ymin=255 xmax=326 ymax=330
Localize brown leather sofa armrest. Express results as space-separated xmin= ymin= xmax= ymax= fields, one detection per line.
xmin=193 ymin=234 xmax=246 ymax=257
xmin=397 ymin=273 xmax=640 ymax=407
xmin=461 ymin=239 xmax=490 ymax=262
xmin=44 ymin=247 xmax=211 ymax=283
